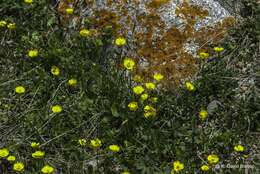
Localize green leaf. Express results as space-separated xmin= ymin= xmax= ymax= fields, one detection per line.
xmin=111 ymin=103 xmax=119 ymax=117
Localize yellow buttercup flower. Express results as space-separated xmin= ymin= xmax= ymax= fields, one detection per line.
xmin=0 ymin=20 xmax=7 ymax=27
xmin=123 ymin=58 xmax=135 ymax=70
xmin=24 ymin=0 xmax=33 ymax=4
xmin=13 ymin=162 xmax=25 ymax=172
xmin=78 ymin=139 xmax=87 ymax=146
xmin=144 ymin=111 xmax=156 ymax=118
xmin=7 ymin=155 xmax=16 ymax=162
xmin=51 ymin=105 xmax=62 ymax=113
xmin=133 ymin=75 xmax=142 ymax=82
xmin=140 ymin=93 xmax=149 ymax=101
xmin=115 ymin=37 xmax=126 ymax=46
xmin=0 ymin=148 xmax=9 ymax=158
xmin=28 ymin=49 xmax=39 ymax=58
xmin=80 ymin=29 xmax=91 ymax=37
xmin=199 ymin=52 xmax=209 ymax=59
xmin=32 ymin=150 xmax=45 ymax=159
xmin=121 ymin=171 xmax=130 ymax=174
xmin=213 ymin=47 xmax=224 ymax=52
xmin=68 ymin=78 xmax=77 ymax=86
xmin=7 ymin=23 xmax=16 ymax=30
xmin=234 ymin=145 xmax=245 ymax=152
xmin=185 ymin=82 xmax=196 ymax=91
xmin=41 ymin=165 xmax=54 ymax=174
xmin=128 ymin=102 xmax=138 ymax=111
xmin=133 ymin=86 xmax=145 ymax=95
xmin=51 ymin=66 xmax=60 ymax=76
xmin=144 ymin=105 xmax=157 ymax=118
xmin=31 ymin=142 xmax=40 ymax=148
xmin=90 ymin=138 xmax=102 ymax=148
xmin=145 ymin=82 xmax=156 ymax=90
xmin=200 ymin=165 xmax=210 ymax=171
xmin=172 ymin=161 xmax=184 ymax=173
xmin=207 ymin=154 xmax=219 ymax=164
xmin=199 ymin=109 xmax=208 ymax=120
xmin=66 ymin=8 xmax=74 ymax=14
xmin=109 ymin=145 xmax=120 ymax=152
xmin=153 ymin=73 xmax=164 ymax=81
xmin=15 ymin=86 xmax=26 ymax=94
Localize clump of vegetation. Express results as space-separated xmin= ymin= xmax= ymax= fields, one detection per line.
xmin=0 ymin=0 xmax=259 ymax=174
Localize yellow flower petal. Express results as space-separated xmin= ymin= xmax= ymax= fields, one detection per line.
xmin=207 ymin=154 xmax=219 ymax=164
xmin=13 ymin=162 xmax=25 ymax=172
xmin=109 ymin=144 xmax=120 ymax=152
xmin=133 ymin=86 xmax=145 ymax=95
xmin=51 ymin=105 xmax=62 ymax=113
xmin=201 ymin=165 xmax=210 ymax=171
xmin=80 ymin=29 xmax=91 ymax=37
xmin=66 ymin=8 xmax=74 ymax=14
xmin=0 ymin=148 xmax=9 ymax=158
xmin=123 ymin=58 xmax=135 ymax=70
xmin=90 ymin=138 xmax=102 ymax=148
xmin=153 ymin=73 xmax=164 ymax=81
xmin=15 ymin=86 xmax=26 ymax=94
xmin=41 ymin=165 xmax=54 ymax=174
xmin=115 ymin=37 xmax=126 ymax=46
xmin=128 ymin=102 xmax=138 ymax=111
xmin=234 ymin=144 xmax=245 ymax=152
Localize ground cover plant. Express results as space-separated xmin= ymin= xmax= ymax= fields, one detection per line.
xmin=0 ymin=0 xmax=259 ymax=174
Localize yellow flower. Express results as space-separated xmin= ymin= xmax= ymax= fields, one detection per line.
xmin=41 ymin=165 xmax=54 ymax=174
xmin=68 ymin=78 xmax=77 ymax=86
xmin=133 ymin=86 xmax=145 ymax=95
xmin=80 ymin=29 xmax=91 ymax=37
xmin=15 ymin=86 xmax=26 ymax=94
xmin=153 ymin=73 xmax=164 ymax=81
xmin=145 ymin=82 xmax=156 ymax=90
xmin=78 ymin=139 xmax=87 ymax=146
xmin=0 ymin=20 xmax=7 ymax=27
xmin=234 ymin=145 xmax=245 ymax=152
xmin=109 ymin=145 xmax=120 ymax=152
xmin=199 ymin=109 xmax=208 ymax=120
xmin=207 ymin=154 xmax=219 ymax=164
xmin=128 ymin=102 xmax=138 ymax=111
xmin=123 ymin=58 xmax=135 ymax=70
xmin=7 ymin=155 xmax=16 ymax=162
xmin=32 ymin=150 xmax=45 ymax=159
xmin=7 ymin=23 xmax=16 ymax=30
xmin=24 ymin=0 xmax=33 ymax=4
xmin=200 ymin=165 xmax=210 ymax=171
xmin=31 ymin=142 xmax=40 ymax=148
xmin=90 ymin=138 xmax=102 ymax=148
xmin=28 ymin=49 xmax=39 ymax=58
xmin=199 ymin=52 xmax=209 ymax=59
xmin=115 ymin=37 xmax=126 ymax=46
xmin=213 ymin=47 xmax=224 ymax=52
xmin=185 ymin=82 xmax=196 ymax=91
xmin=51 ymin=105 xmax=62 ymax=113
xmin=140 ymin=93 xmax=149 ymax=101
xmin=121 ymin=171 xmax=130 ymax=174
xmin=133 ymin=75 xmax=142 ymax=82
xmin=144 ymin=105 xmax=157 ymax=118
xmin=13 ymin=162 xmax=25 ymax=172
xmin=51 ymin=66 xmax=60 ymax=76
xmin=66 ymin=8 xmax=74 ymax=14
xmin=172 ymin=161 xmax=184 ymax=173
xmin=0 ymin=148 xmax=9 ymax=158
